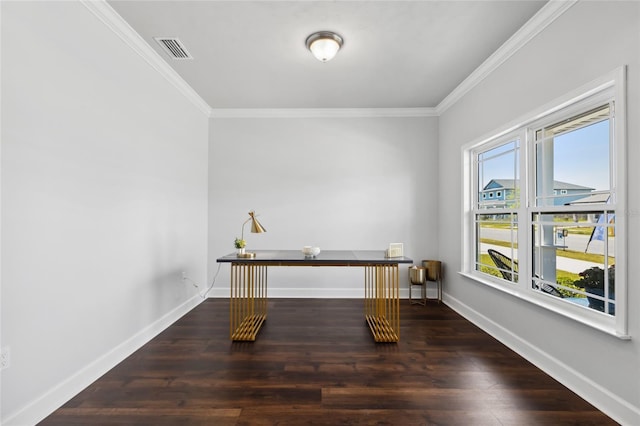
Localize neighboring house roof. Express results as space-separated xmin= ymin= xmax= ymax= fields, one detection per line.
xmin=566 ymin=193 xmax=610 ymax=205
xmin=484 ymin=179 xmax=518 ymax=190
xmin=482 ymin=179 xmax=594 ymax=191
xmin=552 ymin=181 xmax=595 ymax=190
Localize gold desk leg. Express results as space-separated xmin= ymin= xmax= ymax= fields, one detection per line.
xmin=230 ymin=263 xmax=267 ymax=341
xmin=364 ymin=264 xmax=399 ymax=342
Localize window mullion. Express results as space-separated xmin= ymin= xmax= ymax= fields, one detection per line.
xmin=516 ymin=129 xmax=528 ymax=289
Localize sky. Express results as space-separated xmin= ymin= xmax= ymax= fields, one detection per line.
xmin=479 ymin=119 xmax=610 ymax=192
xmin=553 ymin=120 xmax=609 ymax=191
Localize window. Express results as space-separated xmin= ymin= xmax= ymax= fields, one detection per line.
xmin=463 ymin=68 xmax=627 ymax=337
xmin=474 ymin=137 xmax=520 ymax=282
xmin=531 ymin=104 xmax=615 ymax=313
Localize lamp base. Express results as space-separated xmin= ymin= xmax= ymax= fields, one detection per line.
xmin=237 ymin=252 xmax=256 ymax=258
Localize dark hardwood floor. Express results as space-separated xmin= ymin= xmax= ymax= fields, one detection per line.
xmin=41 ymin=299 xmax=617 ymax=425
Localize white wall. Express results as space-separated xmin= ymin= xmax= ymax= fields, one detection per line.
xmin=1 ymin=2 xmax=209 ymax=424
xmin=438 ymin=2 xmax=640 ymax=424
xmin=208 ymin=115 xmax=438 ymax=297
xmin=5 ymin=1 xmax=636 ymax=425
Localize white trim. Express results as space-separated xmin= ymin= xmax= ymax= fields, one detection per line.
xmin=611 ymin=66 xmax=628 ymax=336
xmin=80 ymin=0 xmax=213 ymax=117
xmin=443 ymin=293 xmax=640 ymax=426
xmin=2 ymin=295 xmax=204 ymax=426
xmin=436 ymin=1 xmax=577 ymax=115
xmin=210 ymin=108 xmax=437 ymax=119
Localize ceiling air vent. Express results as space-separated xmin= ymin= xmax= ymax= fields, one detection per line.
xmin=154 ymin=37 xmax=193 ymax=60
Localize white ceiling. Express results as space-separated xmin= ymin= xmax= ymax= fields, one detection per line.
xmin=107 ymin=1 xmax=547 ymax=110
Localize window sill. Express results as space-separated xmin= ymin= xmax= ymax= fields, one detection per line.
xmin=458 ymin=271 xmax=631 ymax=340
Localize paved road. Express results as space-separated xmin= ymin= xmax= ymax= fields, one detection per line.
xmin=480 ymin=243 xmax=595 ymax=274
xmin=481 ymin=227 xmax=614 ymax=256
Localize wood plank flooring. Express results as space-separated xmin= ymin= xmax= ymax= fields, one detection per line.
xmin=40 ymin=299 xmax=617 ymax=425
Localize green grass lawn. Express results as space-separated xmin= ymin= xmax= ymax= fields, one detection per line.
xmin=480 ymin=238 xmax=614 ymax=265
xmin=478 ymin=253 xmax=585 ymax=299
xmin=477 ymin=221 xmax=613 ymax=299
xmin=482 ymin=219 xmax=601 ymax=236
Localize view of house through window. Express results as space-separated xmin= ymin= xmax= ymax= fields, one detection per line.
xmin=470 ymin=95 xmax=619 ymax=320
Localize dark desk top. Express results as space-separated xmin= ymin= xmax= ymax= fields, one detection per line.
xmin=216 ymin=250 xmax=413 ymax=266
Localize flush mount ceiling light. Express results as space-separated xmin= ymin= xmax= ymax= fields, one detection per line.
xmin=305 ymin=31 xmax=343 ymax=62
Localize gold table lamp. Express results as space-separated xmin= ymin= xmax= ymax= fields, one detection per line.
xmin=237 ymin=210 xmax=266 ymax=258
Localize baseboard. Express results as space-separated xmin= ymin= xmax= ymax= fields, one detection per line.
xmin=443 ymin=293 xmax=640 ymax=425
xmin=3 ymin=295 xmax=204 ymax=426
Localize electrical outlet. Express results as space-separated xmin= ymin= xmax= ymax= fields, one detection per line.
xmin=1 ymin=347 xmax=9 ymax=370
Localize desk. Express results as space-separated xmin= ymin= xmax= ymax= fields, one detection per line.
xmin=217 ymin=250 xmax=413 ymax=343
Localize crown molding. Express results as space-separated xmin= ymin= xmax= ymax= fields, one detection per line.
xmin=81 ymin=0 xmax=213 ymax=117
xmin=436 ymin=0 xmax=578 ymax=115
xmin=210 ymin=107 xmax=437 ymax=119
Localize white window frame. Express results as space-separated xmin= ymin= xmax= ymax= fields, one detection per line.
xmin=461 ymin=67 xmax=628 ymax=338
xmin=471 ymin=132 xmax=524 ymax=287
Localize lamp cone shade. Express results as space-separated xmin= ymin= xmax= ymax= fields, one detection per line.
xmin=248 ymin=211 xmax=266 ymax=233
